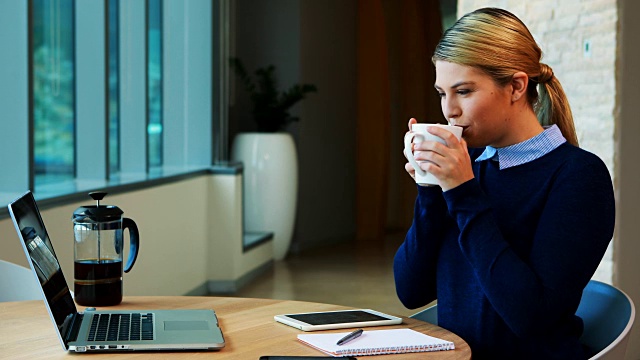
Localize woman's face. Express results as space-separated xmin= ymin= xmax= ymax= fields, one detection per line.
xmin=434 ymin=61 xmax=516 ymax=148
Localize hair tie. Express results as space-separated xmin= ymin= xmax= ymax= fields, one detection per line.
xmin=538 ymin=63 xmax=554 ymax=83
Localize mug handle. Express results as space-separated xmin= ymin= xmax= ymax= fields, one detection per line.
xmin=404 ymin=132 xmax=427 ymax=177
xmin=122 ymin=218 xmax=140 ymax=273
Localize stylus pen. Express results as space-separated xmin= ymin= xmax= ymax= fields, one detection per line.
xmin=336 ymin=329 xmax=363 ymax=346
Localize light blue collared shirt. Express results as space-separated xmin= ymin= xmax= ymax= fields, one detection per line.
xmin=475 ymin=125 xmax=567 ymax=169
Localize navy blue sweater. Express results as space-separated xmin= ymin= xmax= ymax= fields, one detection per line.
xmin=394 ymin=143 xmax=615 ymax=359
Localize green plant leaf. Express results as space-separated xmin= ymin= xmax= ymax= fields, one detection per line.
xmin=229 ymin=58 xmax=317 ymax=132
xmin=229 ymin=57 xmax=256 ymax=95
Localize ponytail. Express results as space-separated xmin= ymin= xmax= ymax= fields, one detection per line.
xmin=533 ymin=64 xmax=579 ymax=146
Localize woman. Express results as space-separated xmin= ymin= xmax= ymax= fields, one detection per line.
xmin=394 ymin=7 xmax=615 ymax=359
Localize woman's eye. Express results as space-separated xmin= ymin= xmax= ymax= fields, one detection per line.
xmin=437 ymin=92 xmax=445 ymax=98
xmin=457 ymin=89 xmax=471 ymax=95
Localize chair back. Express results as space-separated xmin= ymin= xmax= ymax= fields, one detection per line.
xmin=409 ymin=303 xmax=438 ymax=325
xmin=409 ymin=281 xmax=636 ymax=360
xmin=576 ymin=280 xmax=636 ymax=360
xmin=0 ymin=259 xmax=42 ymax=302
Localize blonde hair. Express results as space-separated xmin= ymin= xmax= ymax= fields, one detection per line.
xmin=433 ymin=8 xmax=578 ymax=146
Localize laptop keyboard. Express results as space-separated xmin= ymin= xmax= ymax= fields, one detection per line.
xmin=88 ymin=313 xmax=154 ymax=342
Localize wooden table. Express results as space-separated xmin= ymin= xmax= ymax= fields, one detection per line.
xmin=0 ymin=296 xmax=471 ymax=359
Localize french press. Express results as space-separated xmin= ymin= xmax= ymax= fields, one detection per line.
xmin=73 ymin=191 xmax=140 ymax=306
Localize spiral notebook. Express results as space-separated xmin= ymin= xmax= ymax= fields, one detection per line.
xmin=297 ymin=328 xmax=455 ymax=357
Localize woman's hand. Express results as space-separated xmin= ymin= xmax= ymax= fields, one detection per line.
xmin=404 ymin=118 xmax=474 ymax=191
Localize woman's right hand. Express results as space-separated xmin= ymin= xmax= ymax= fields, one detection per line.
xmin=404 ymin=117 xmax=473 ymax=191
xmin=403 ymin=118 xmax=419 ymax=181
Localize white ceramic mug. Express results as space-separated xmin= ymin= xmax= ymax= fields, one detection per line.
xmin=404 ymin=123 xmax=463 ymax=186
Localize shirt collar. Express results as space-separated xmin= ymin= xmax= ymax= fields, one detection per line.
xmin=475 ymin=125 xmax=566 ymax=169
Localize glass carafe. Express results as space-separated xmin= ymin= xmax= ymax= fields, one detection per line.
xmin=73 ymin=191 xmax=139 ymax=306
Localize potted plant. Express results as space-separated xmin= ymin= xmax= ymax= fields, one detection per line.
xmin=229 ymin=58 xmax=317 ymax=260
xmin=229 ymin=58 xmax=317 ymax=132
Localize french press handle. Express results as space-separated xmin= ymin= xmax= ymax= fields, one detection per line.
xmin=122 ymin=218 xmax=140 ymax=273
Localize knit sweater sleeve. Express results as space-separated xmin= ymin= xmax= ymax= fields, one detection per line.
xmin=442 ymin=155 xmax=615 ymax=337
xmin=393 ymin=185 xmax=453 ymax=309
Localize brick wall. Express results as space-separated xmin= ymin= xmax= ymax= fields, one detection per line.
xmin=457 ymin=0 xmax=618 ymax=283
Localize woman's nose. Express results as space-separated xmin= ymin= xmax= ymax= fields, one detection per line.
xmin=442 ymin=98 xmax=461 ymax=121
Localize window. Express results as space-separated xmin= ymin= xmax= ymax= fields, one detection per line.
xmin=32 ymin=0 xmax=76 ymax=187
xmin=108 ymin=0 xmax=120 ymax=176
xmin=147 ymin=0 xmax=163 ymax=171
xmin=0 ymin=0 xmax=225 ymax=207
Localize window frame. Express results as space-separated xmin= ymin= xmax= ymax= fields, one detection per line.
xmin=0 ymin=0 xmax=231 ymax=216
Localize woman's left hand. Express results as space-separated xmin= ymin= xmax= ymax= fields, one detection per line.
xmin=413 ymin=125 xmax=475 ymax=191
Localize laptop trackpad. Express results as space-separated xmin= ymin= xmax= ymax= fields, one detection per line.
xmin=164 ymin=321 xmax=210 ymax=331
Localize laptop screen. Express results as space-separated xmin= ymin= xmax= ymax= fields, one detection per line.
xmin=8 ymin=191 xmax=77 ymax=339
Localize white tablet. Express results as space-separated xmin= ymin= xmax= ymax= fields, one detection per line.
xmin=274 ymin=309 xmax=403 ymax=331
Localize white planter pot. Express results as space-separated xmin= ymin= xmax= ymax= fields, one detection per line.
xmin=231 ymin=132 xmax=298 ymax=260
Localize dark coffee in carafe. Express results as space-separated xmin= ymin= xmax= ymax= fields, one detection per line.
xmin=74 ymin=259 xmax=123 ymax=306
xmin=73 ymin=192 xmax=139 ymax=306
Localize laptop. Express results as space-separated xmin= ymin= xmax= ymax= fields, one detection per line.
xmin=7 ymin=191 xmax=225 ymax=353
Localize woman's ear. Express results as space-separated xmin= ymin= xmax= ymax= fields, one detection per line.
xmin=510 ymin=72 xmax=529 ymax=102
